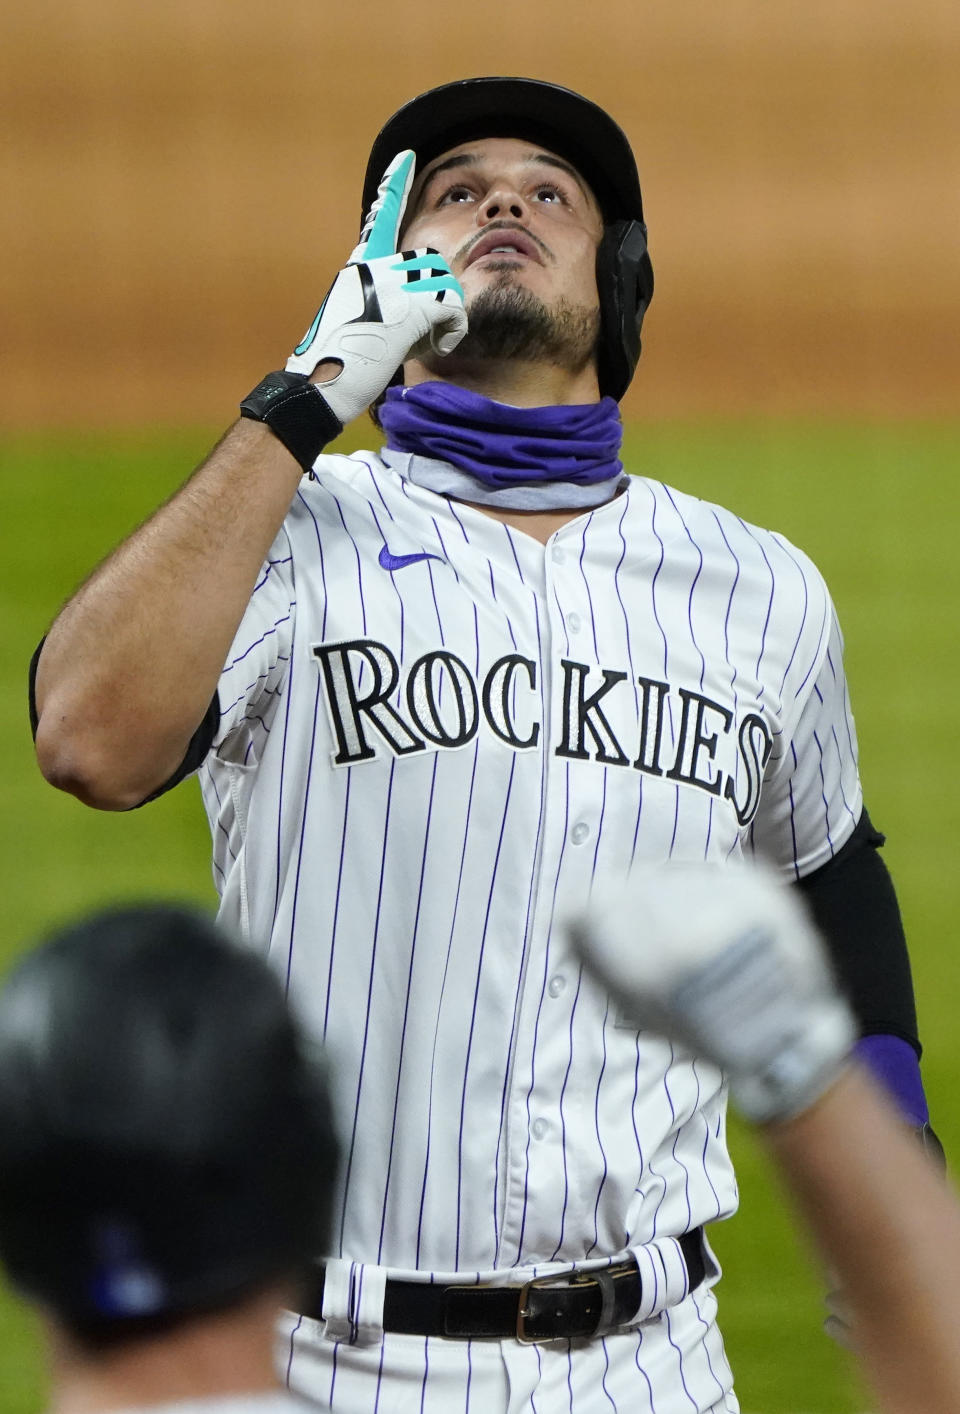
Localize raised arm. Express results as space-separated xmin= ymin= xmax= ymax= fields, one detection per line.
xmin=570 ymin=863 xmax=957 ymax=1414
xmin=33 ymin=423 xmax=306 ymax=809
xmin=33 ymin=152 xmax=465 ymax=809
xmin=765 ymin=1065 xmax=960 ymax=1414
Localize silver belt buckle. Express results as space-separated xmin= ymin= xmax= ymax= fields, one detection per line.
xmin=516 ymin=1269 xmax=607 ymax=1345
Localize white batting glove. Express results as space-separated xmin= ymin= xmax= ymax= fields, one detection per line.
xmin=567 ymin=862 xmax=857 ymax=1124
xmin=285 ymin=150 xmax=467 ymax=426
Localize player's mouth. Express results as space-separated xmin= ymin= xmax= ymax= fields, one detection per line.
xmin=463 ymin=227 xmax=544 ymax=268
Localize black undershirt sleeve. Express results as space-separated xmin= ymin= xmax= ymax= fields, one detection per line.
xmin=794 ymin=807 xmax=920 ymax=1056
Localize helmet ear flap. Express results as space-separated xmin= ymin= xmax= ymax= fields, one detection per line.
xmin=596 ymin=219 xmax=654 ymax=401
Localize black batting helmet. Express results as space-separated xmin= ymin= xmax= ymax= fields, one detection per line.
xmin=362 ymin=76 xmax=654 ymax=401
xmin=0 ymin=905 xmax=337 ymax=1332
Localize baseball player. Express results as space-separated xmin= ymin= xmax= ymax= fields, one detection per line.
xmin=32 ymin=77 xmax=935 ymax=1413
xmin=0 ymin=903 xmax=337 ymax=1414
xmin=569 ymin=862 xmax=960 ymax=1414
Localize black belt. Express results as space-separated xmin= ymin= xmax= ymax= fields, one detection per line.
xmin=301 ymin=1228 xmax=705 ymax=1344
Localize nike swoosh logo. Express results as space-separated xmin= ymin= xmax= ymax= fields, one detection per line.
xmin=378 ymin=546 xmax=442 ymax=571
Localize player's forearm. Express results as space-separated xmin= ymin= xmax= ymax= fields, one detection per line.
xmin=34 ymin=420 xmax=304 ymax=809
xmin=764 ymin=1065 xmax=960 ymax=1414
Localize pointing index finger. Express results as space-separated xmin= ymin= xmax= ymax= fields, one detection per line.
xmin=355 ymin=150 xmax=416 ymax=262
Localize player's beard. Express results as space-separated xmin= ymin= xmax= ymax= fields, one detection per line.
xmin=431 ymin=276 xmax=600 ymax=375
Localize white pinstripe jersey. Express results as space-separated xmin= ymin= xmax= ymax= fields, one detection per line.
xmin=199 ymin=450 xmax=862 ymax=1284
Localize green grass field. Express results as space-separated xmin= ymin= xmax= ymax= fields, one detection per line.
xmin=2 ymin=420 xmax=958 ymax=1411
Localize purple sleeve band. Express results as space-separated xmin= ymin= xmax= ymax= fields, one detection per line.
xmin=855 ymin=1034 xmax=929 ymax=1127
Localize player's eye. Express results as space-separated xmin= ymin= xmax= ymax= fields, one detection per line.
xmin=532 ymin=184 xmax=566 ymax=204
xmin=438 ymin=184 xmax=475 ymax=205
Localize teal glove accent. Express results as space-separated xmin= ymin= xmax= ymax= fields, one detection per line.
xmin=358 ymin=150 xmax=416 ymax=261
xmin=390 ymin=252 xmax=465 ymax=299
xmin=294 ymin=301 xmax=328 ymax=359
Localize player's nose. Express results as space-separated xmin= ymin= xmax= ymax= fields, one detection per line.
xmin=478 ymin=184 xmax=529 ymax=224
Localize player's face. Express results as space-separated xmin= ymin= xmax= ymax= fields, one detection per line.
xmin=401 ymin=138 xmax=604 ymax=315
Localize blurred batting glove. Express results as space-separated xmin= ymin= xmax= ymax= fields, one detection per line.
xmin=567 ymin=862 xmax=857 ymax=1125
xmin=285 ymin=150 xmax=467 ymax=427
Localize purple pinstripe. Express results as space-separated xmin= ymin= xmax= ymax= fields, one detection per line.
xmin=628 ymin=776 xmax=645 ymax=868
xmin=322 ymin=766 xmax=352 ymax=1039
xmin=812 ymin=728 xmax=835 ymax=857
xmin=414 ymin=740 xmax=481 ymax=1266
xmin=577 ymin=509 xmax=601 ymax=661
xmin=630 ymin=1035 xmax=647 ymax=1172
xmin=633 ymin=1331 xmax=657 ymax=1413
xmin=336 ymin=759 xmax=398 ymax=1254
xmin=514 ymin=759 xmax=571 ymax=1263
xmin=712 ymin=515 xmax=743 ymax=860
xmin=613 ymin=496 xmax=640 ymax=716
xmin=830 ymin=723 xmax=858 ymax=825
xmin=736 ymin=517 xmax=775 ymax=688
xmin=371 ymin=1339 xmax=387 ymax=1414
xmin=600 ymin=1336 xmax=618 ymax=1412
xmin=503 ymin=523 xmax=526 ymax=580
xmin=220 ymin=655 xmax=289 ymax=717
xmin=484 ymin=554 xmax=525 ymax=1242
xmin=369 ymin=504 xmax=406 ymax=662
xmin=663 ymin=1304 xmax=699 ymax=1412
xmin=364 ymin=461 xmax=394 ymax=520
xmin=328 ymin=1341 xmax=339 ymax=1409
xmin=418 ymin=1336 xmax=430 ymax=1414
xmin=493 ymin=590 xmax=547 ymax=1262
xmin=454 ymin=754 xmax=518 ymax=1265
xmin=702 ymin=798 xmax=714 ymax=861
xmin=690 ymin=1288 xmax=728 ymax=1403
xmin=223 ymin=611 xmax=293 ymax=671
xmin=285 ymin=674 xmax=324 ymax=998
xmin=549 ymin=961 xmax=585 ymax=1260
xmin=647 ymin=1046 xmax=678 ymax=1232
xmin=589 ymin=769 xmax=609 ymax=891
xmin=376 ymin=750 xmax=441 ymax=1261
xmin=693 ymin=1060 xmax=722 ymax=1217
xmin=661 ymin=485 xmax=706 ymax=689
xmin=787 ymin=766 xmax=801 ymax=879
xmin=648 ymin=488 xmax=672 ymax=677
xmin=275 ymin=493 xmax=327 ymax=936
xmin=252 ymin=555 xmax=293 ymax=592
xmin=529 ymin=1342 xmax=543 ymax=1412
xmin=585 ymin=999 xmax=612 ymax=1258
xmin=284 ymin=1314 xmax=302 ymax=1389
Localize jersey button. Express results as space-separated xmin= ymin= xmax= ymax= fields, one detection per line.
xmin=532 ymin=1118 xmax=550 ymax=1141
xmin=551 ymin=544 xmax=566 ymax=564
xmin=570 ymin=821 xmax=590 ymax=846
xmin=548 ymin=974 xmax=566 ymax=998
xmin=566 ymin=612 xmax=581 ymax=633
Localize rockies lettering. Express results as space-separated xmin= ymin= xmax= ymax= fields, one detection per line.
xmin=314 ymin=639 xmax=773 ymax=826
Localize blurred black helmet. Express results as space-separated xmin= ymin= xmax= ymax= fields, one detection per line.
xmin=0 ymin=905 xmax=337 ymax=1332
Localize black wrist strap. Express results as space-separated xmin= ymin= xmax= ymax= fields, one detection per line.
xmin=239 ymin=371 xmax=342 ymax=472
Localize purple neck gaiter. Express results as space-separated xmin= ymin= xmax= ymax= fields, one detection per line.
xmin=379 ymin=382 xmax=625 ymax=510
